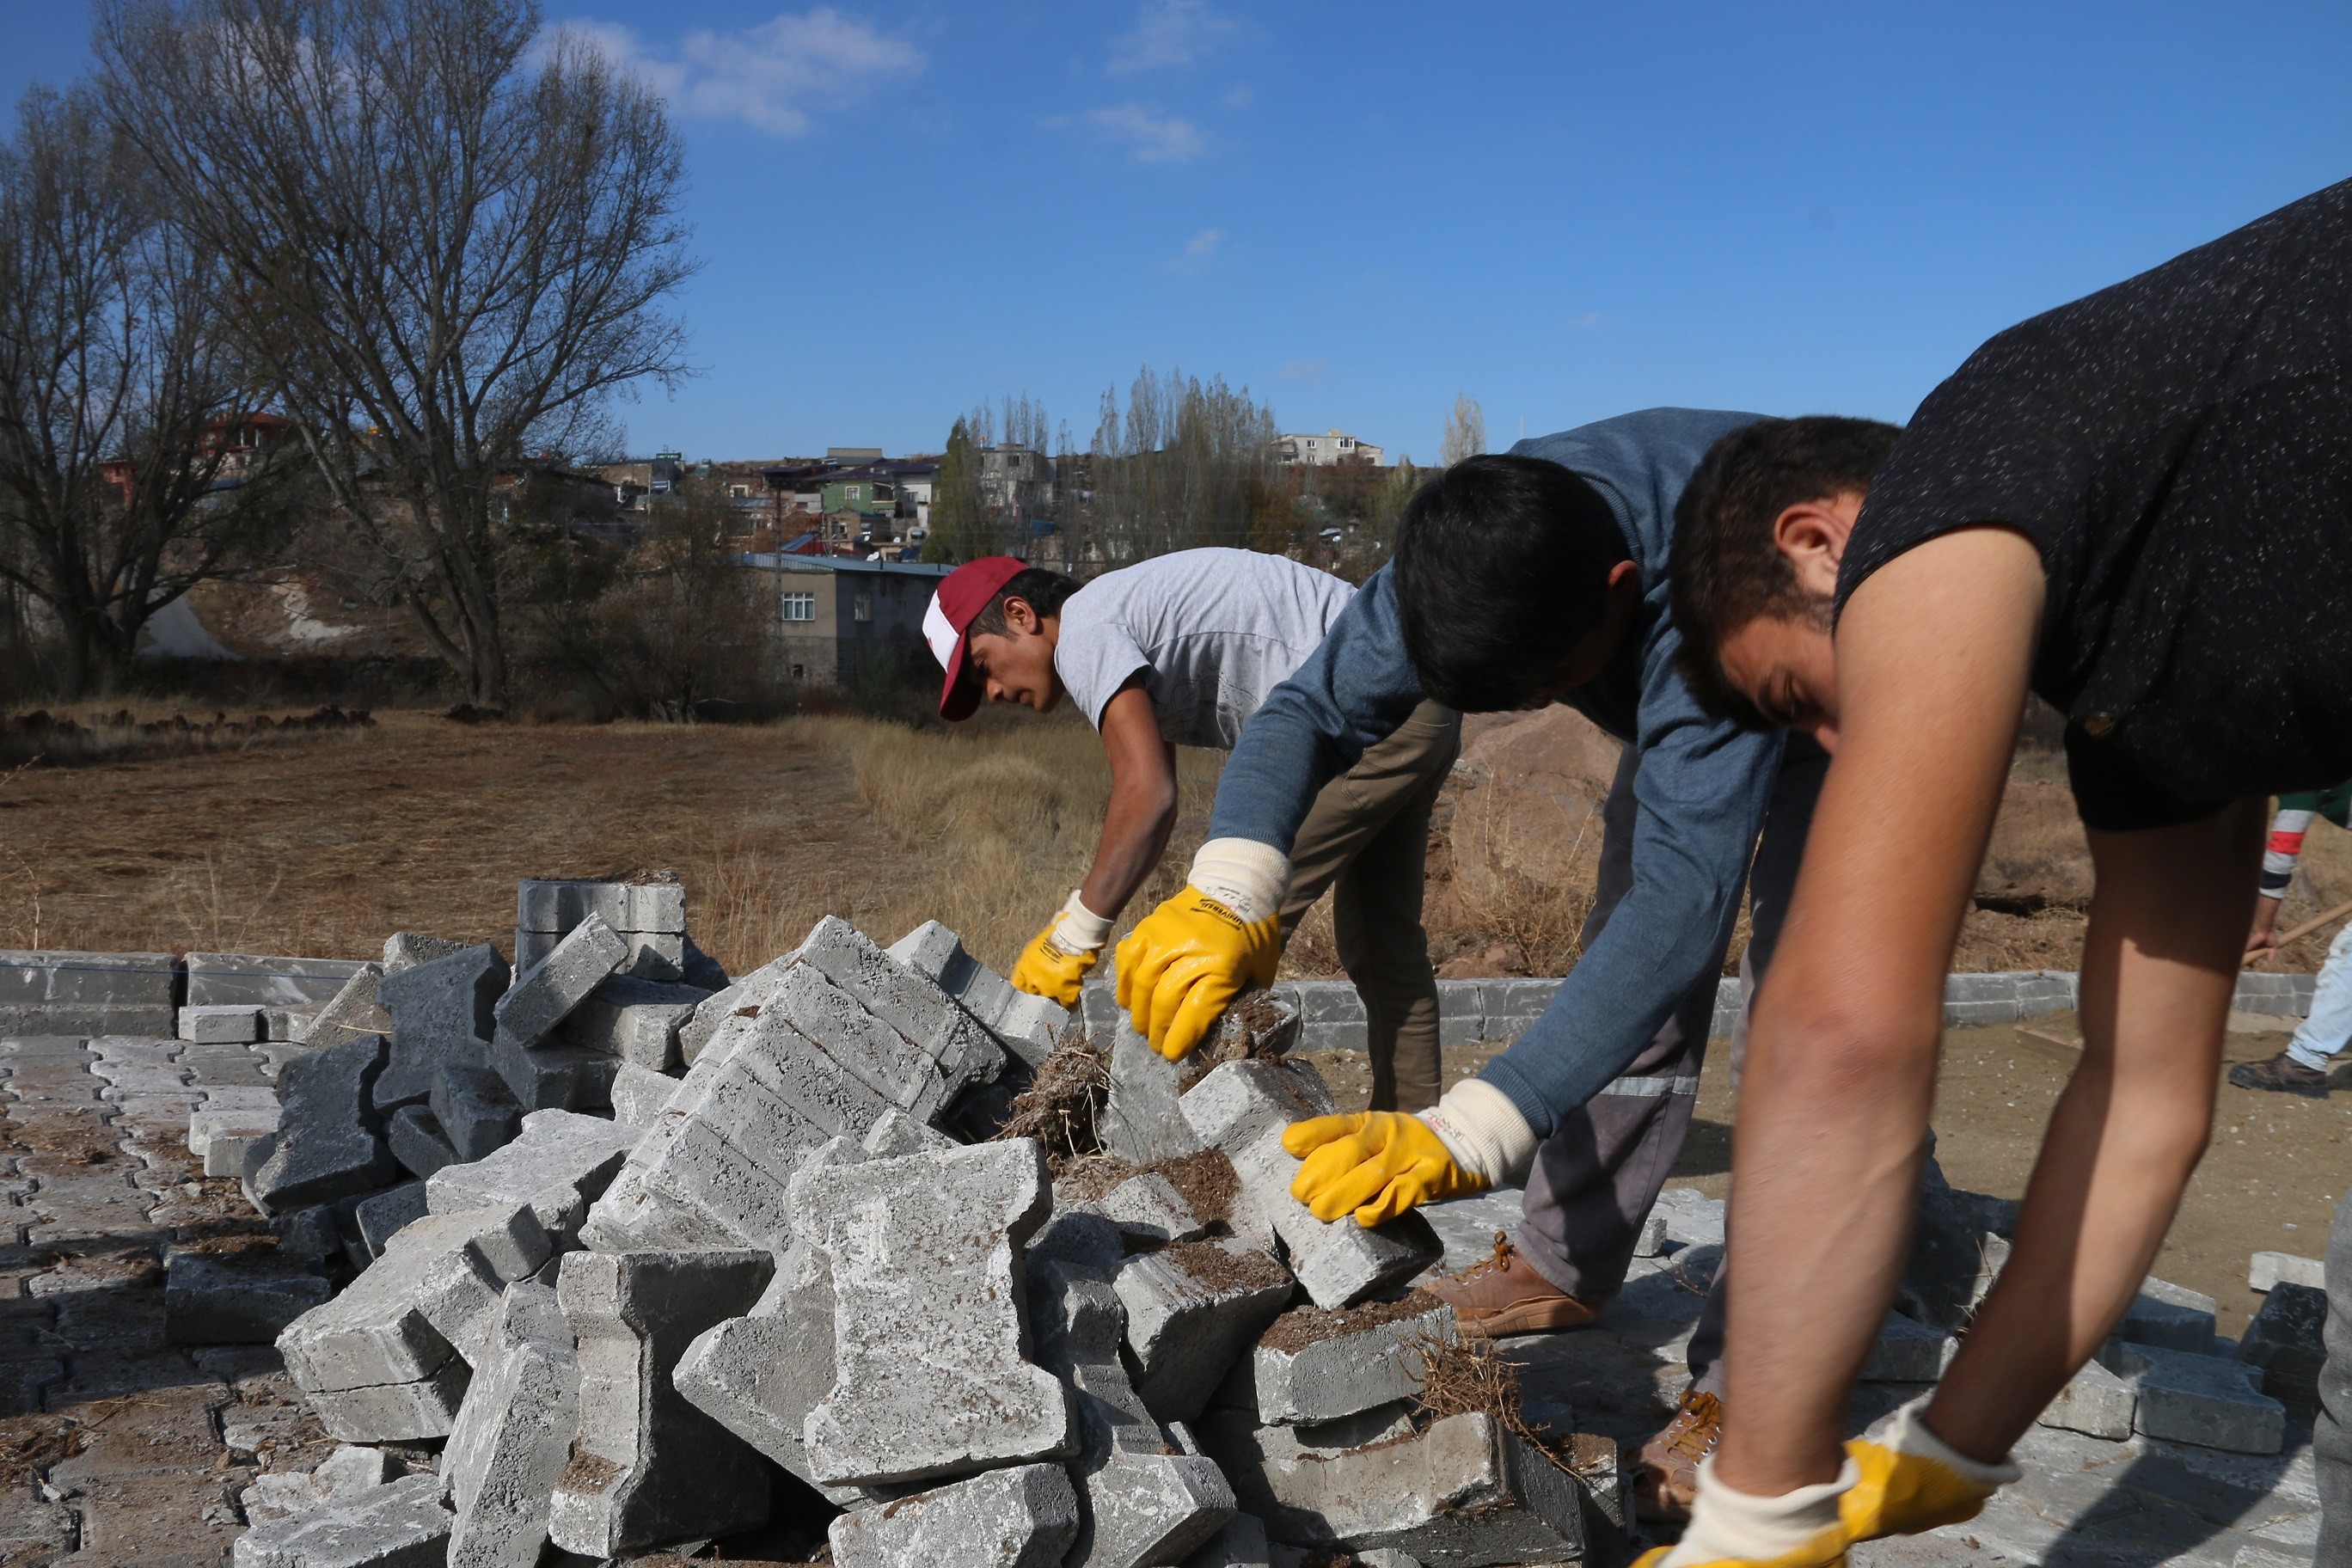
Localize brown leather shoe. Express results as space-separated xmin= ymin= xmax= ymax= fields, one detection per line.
xmin=1426 ymin=1234 xmax=1603 ymax=1340
xmin=1633 ymin=1387 xmax=1723 ymax=1522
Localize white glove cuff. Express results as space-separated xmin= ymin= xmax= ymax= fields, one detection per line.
xmin=1874 ymin=1394 xmax=2021 ymax=1489
xmin=1187 ymin=837 xmax=1289 ymax=925
xmin=1418 ymin=1079 xmax=1538 ymax=1185
xmin=1052 ymin=891 xmax=1114 ymax=953
xmin=1660 ymin=1455 xmax=1859 ymax=1568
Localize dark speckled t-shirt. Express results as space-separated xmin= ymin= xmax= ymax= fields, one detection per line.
xmin=1838 ymin=180 xmax=2352 ymax=830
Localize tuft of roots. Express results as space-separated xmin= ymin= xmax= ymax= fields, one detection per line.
xmin=1410 ymin=1331 xmax=1587 ymax=1477
xmin=989 ymin=1026 xmax=1109 ymax=1170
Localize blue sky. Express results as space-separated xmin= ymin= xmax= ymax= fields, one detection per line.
xmin=6 ymin=1 xmax=2350 ymax=462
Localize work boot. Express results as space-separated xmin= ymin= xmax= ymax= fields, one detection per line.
xmin=1633 ymin=1387 xmax=1724 ymax=1522
xmin=1425 ymin=1233 xmax=1603 ymax=1340
xmin=2228 ymin=1050 xmax=2331 ymax=1099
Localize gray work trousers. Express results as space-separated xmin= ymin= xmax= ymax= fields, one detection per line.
xmin=1512 ymin=737 xmax=1827 ymax=1392
xmin=1279 ymin=701 xmax=1463 ymax=1113
xmin=2317 ymin=1187 xmax=2352 ymax=1564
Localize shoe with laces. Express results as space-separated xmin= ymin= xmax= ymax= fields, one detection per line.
xmin=2228 ymin=1050 xmax=2331 ymax=1099
xmin=1634 ymin=1387 xmax=1724 ymax=1522
xmin=1424 ymin=1233 xmax=1605 ymax=1341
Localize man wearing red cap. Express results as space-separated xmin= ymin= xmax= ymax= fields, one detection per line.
xmin=924 ymin=548 xmax=1461 ymax=1112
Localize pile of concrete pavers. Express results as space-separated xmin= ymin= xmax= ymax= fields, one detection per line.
xmin=2021 ymin=1254 xmax=2325 ymax=1459
xmin=193 ymin=879 xmax=1621 ymax=1568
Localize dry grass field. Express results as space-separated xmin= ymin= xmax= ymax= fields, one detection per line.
xmin=0 ymin=704 xmax=1221 ymax=977
xmin=0 ymin=700 xmax=2346 ymax=986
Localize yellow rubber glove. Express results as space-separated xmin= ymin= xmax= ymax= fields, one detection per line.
xmin=1283 ymin=1111 xmax=1487 ymax=1227
xmin=1009 ymin=922 xmax=1095 ymax=1007
xmin=1113 ymin=885 xmax=1279 ymax=1062
xmin=1008 ymin=891 xmax=1110 ymax=1008
xmin=1837 ymin=1398 xmax=2015 ymax=1543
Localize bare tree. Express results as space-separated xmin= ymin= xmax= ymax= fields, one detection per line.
xmin=1441 ymin=393 xmax=1485 ymax=468
xmin=1089 ymin=365 xmax=1280 ymax=564
xmin=0 ymin=84 xmax=302 ymax=696
xmin=95 ymin=0 xmax=695 ymax=707
xmin=520 ymin=476 xmax=771 ymax=719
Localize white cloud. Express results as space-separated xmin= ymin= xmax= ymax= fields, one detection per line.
xmin=560 ymin=9 xmax=922 ymax=138
xmin=1108 ymin=0 xmax=1235 ymax=74
xmin=1168 ymin=227 xmax=1224 ymax=272
xmin=1062 ymin=103 xmax=1204 ymax=162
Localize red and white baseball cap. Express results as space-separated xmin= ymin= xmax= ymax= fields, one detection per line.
xmin=923 ymin=556 xmax=1028 ymax=720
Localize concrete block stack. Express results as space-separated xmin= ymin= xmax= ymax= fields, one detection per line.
xmin=183 ymin=951 xmax=373 ymax=1044
xmin=2018 ymin=1265 xmax=2294 ymax=1455
xmin=513 ymin=874 xmax=707 ymax=986
xmin=229 ymin=895 xmax=1620 ymax=1567
xmin=0 ymin=946 xmax=178 ymax=1035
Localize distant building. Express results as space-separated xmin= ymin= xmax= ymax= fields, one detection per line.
xmin=826 ymin=446 xmax=884 ymax=466
xmin=739 ymin=553 xmax=952 ymax=685
xmin=586 ymin=456 xmax=683 ymax=508
xmin=1277 ymin=430 xmax=1383 ymax=466
xmin=101 ymin=411 xmax=297 ymax=506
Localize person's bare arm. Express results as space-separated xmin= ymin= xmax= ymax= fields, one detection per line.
xmin=2246 ymin=892 xmax=2284 ymax=965
xmin=1079 ymin=682 xmax=1179 ymax=921
xmin=1715 ymin=527 xmax=2044 ymax=1494
xmin=1925 ymin=802 xmax=2258 ymax=1459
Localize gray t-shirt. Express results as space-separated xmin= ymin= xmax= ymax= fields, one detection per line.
xmin=1054 ymin=548 xmax=1357 ymax=750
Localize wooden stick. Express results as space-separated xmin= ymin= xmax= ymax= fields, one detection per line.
xmin=2253 ymin=895 xmax=2352 ymax=959
xmin=2015 ymin=1026 xmax=2083 ymax=1063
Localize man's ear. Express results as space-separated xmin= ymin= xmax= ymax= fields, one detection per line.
xmin=1771 ymin=493 xmax=1864 ymax=598
xmin=1001 ymin=596 xmax=1039 ymax=636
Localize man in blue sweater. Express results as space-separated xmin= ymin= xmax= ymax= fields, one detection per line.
xmin=1114 ymin=406 xmax=1849 ymax=1517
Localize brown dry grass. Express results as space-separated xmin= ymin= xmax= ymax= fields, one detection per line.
xmin=7 ymin=698 xmax=2346 ymax=988
xmin=0 ymin=708 xmax=940 ymax=972
xmin=775 ymin=712 xmax=1224 ymax=971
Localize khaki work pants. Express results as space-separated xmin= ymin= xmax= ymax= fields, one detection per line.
xmin=1277 ymin=700 xmax=1462 ymax=1112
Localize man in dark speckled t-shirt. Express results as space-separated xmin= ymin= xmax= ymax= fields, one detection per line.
xmin=1641 ymin=180 xmax=2352 ymax=1567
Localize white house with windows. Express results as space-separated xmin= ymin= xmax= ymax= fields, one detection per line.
xmin=741 ymin=553 xmax=951 ymax=686
xmin=1277 ymin=429 xmax=1383 ymax=466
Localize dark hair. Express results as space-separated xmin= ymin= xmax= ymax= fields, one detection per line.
xmin=968 ymin=567 xmax=1081 ymax=637
xmin=1669 ymin=416 xmax=1902 ymax=728
xmin=1392 ymin=454 xmax=1630 ymax=712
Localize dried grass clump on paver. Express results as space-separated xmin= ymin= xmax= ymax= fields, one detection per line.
xmin=1258 ymin=1289 xmax=1442 ymax=1354
xmin=1167 ymin=1239 xmax=1290 ymax=1294
xmin=989 ymin=1027 xmax=1109 ymax=1168
xmin=1151 ymin=1148 xmax=1239 ymax=1226
xmin=1409 ymin=1329 xmax=1585 ymax=1477
xmin=1050 ymin=1153 xmax=1137 ymax=1203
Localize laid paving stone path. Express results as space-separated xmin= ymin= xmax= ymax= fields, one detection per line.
xmin=1424 ymin=1186 xmax=2324 ymax=1566
xmin=1 ymin=1035 xmax=351 ymax=1568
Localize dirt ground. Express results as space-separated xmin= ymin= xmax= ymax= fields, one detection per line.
xmin=1310 ymin=1015 xmax=2350 ymax=1341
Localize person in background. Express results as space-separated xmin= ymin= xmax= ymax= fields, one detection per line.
xmin=922 ymin=548 xmax=1461 ymax=1112
xmin=2235 ymin=781 xmax=2352 ymax=1098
